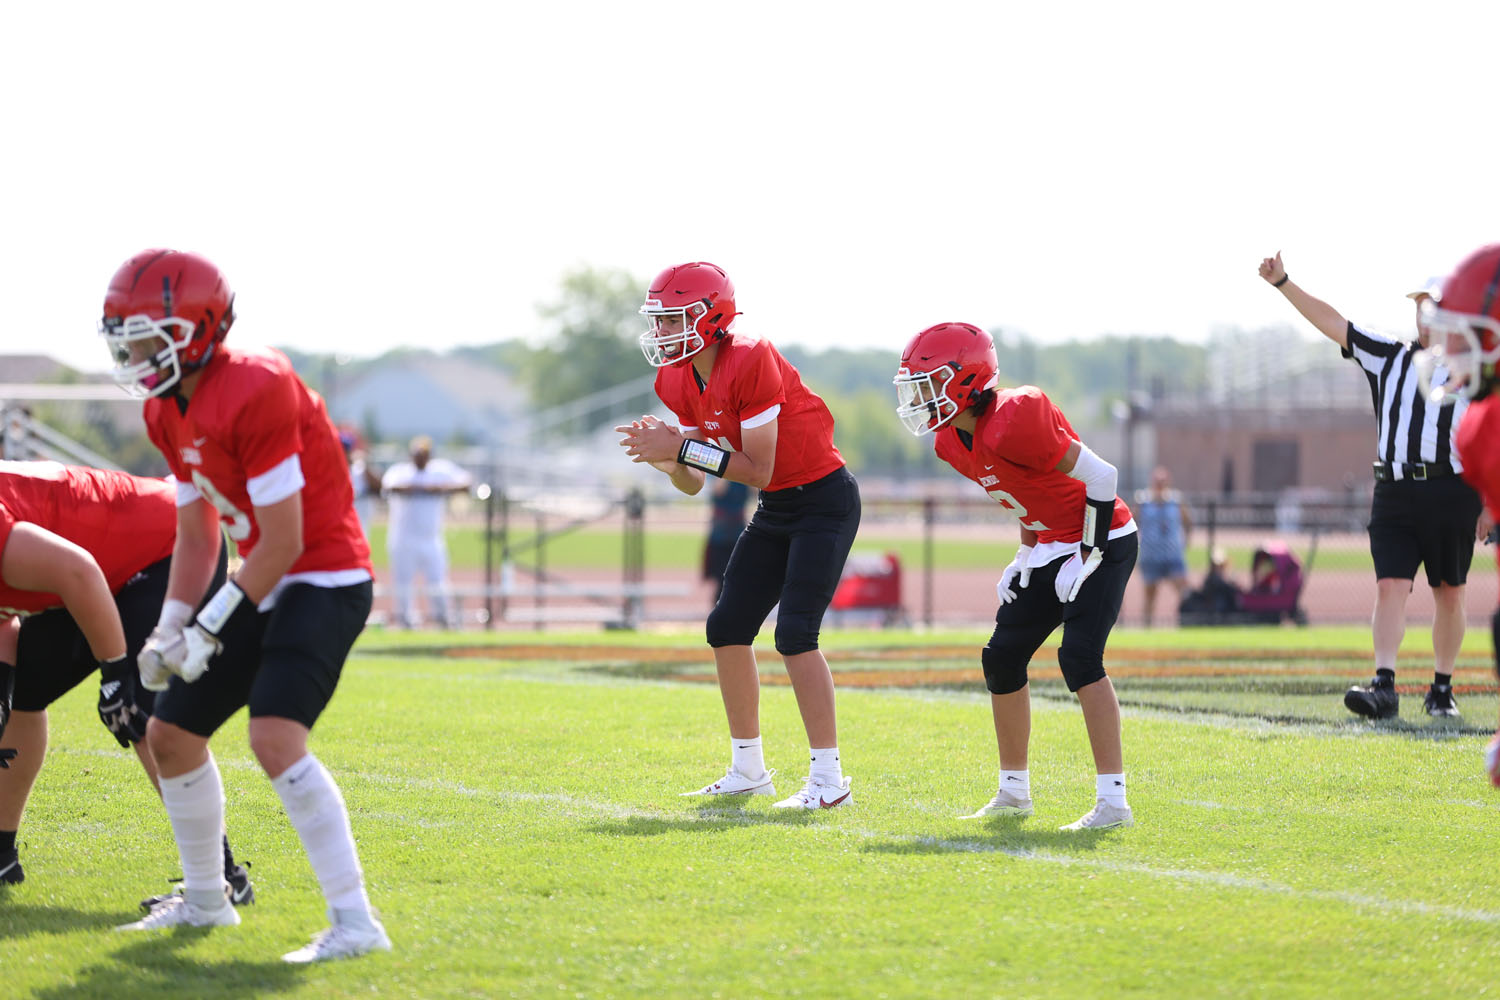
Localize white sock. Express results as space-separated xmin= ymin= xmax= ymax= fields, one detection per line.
xmin=159 ymin=758 xmax=227 ymax=907
xmin=1097 ymin=773 xmax=1127 ymax=808
xmin=730 ymin=736 xmax=766 ymax=780
xmin=809 ymin=747 xmax=842 ymax=785
xmin=1000 ymin=769 xmax=1030 ymax=798
xmin=272 ymin=754 xmax=371 ymax=914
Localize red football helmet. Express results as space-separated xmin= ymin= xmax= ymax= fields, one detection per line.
xmin=638 ymin=262 xmax=739 ymax=368
xmin=1415 ymin=243 xmax=1500 ymax=404
xmin=893 ymin=322 xmax=1000 ymax=436
xmin=100 ymin=249 xmax=235 ymax=398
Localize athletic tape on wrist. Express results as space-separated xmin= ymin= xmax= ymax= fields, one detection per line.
xmin=158 ymin=599 xmax=194 ymax=631
xmin=678 ymin=439 xmax=732 ymax=477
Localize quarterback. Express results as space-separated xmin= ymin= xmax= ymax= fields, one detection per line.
xmin=616 ymin=262 xmax=861 ymax=810
xmin=100 ymin=249 xmax=388 ymax=961
xmin=895 ymin=323 xmax=1138 ymax=830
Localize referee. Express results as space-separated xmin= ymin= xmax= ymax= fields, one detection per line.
xmin=1259 ymin=252 xmax=1490 ymax=720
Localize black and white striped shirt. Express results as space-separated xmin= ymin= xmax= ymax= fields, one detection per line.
xmin=1343 ymin=321 xmax=1467 ymax=479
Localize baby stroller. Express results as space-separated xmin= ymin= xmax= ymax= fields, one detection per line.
xmin=1178 ymin=540 xmax=1307 ymax=626
xmin=1239 ymin=541 xmax=1307 ymax=625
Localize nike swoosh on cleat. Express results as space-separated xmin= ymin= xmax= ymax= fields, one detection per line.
xmin=819 ymin=792 xmax=851 ymax=808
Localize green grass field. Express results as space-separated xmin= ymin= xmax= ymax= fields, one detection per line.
xmin=4 ymin=625 xmax=1499 ymax=998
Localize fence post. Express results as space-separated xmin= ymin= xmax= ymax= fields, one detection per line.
xmin=534 ymin=508 xmax=545 ymax=631
xmin=622 ymin=488 xmax=645 ymax=630
xmin=480 ymin=483 xmax=494 ymax=630
xmin=1205 ymin=498 xmax=1217 ymax=573
xmin=923 ymin=495 xmax=935 ymax=628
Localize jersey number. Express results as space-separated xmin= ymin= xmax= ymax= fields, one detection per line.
xmin=986 ymin=487 xmax=1049 ymax=531
xmin=191 ymin=470 xmax=252 ymax=541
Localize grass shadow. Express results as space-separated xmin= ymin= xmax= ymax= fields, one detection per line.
xmin=586 ymin=804 xmax=818 ymax=838
xmin=0 ymin=900 xmax=120 ymax=938
xmin=860 ymin=822 xmax=1124 ymax=858
xmin=25 ymin=929 xmax=304 ymax=1000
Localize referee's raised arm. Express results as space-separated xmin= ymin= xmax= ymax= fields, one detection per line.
xmin=1259 ymin=251 xmax=1350 ymax=350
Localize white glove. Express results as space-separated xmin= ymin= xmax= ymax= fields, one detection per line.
xmin=1053 ymin=548 xmax=1104 ymax=603
xmin=996 ymin=545 xmax=1035 ymax=605
xmin=167 ymin=625 xmax=222 ymax=684
xmin=137 ymin=626 xmax=184 ymax=692
xmin=136 ymin=599 xmax=195 ymax=692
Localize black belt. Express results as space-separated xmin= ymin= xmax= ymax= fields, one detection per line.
xmin=1373 ymin=460 xmax=1455 ymax=482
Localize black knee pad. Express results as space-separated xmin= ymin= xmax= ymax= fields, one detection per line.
xmin=706 ymin=602 xmax=757 ymax=649
xmin=981 ymin=645 xmax=1028 ymax=695
xmin=1056 ymin=648 xmax=1107 ymax=693
xmin=773 ymin=614 xmax=821 ymax=657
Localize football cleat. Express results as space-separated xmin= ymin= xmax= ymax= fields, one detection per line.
xmin=773 ymin=775 xmax=852 ymax=810
xmin=282 ymin=908 xmax=392 ymax=963
xmin=0 ymin=849 xmax=23 ymax=885
xmin=1423 ymin=684 xmax=1460 ymax=718
xmin=1344 ymin=676 xmax=1399 ymax=719
xmin=140 ymin=863 xmax=255 ymax=912
xmin=963 ymin=788 xmax=1034 ymax=819
xmin=680 ymin=766 xmax=777 ymax=797
xmin=116 ymin=894 xmax=241 ymax=931
xmin=1060 ymin=800 xmax=1134 ymax=831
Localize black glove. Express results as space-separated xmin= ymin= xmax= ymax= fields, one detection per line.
xmin=0 ymin=659 xmax=13 ymax=768
xmin=97 ymin=655 xmax=149 ymax=748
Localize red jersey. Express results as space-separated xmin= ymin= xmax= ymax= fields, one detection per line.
xmin=0 ymin=461 xmax=176 ymax=619
xmin=654 ymin=333 xmax=843 ymax=491
xmin=933 ymin=386 xmax=1132 ymax=545
xmin=143 ymin=346 xmax=371 ymax=576
xmin=1457 ymin=394 xmax=1500 ymax=575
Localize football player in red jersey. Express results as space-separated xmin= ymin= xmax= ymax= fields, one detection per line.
xmin=616 ymin=263 xmax=861 ymax=809
xmin=0 ymin=460 xmax=254 ymax=901
xmin=895 ymin=323 xmax=1139 ymax=831
xmin=1414 ymin=242 xmax=1500 ymax=786
xmin=99 ymin=249 xmax=390 ymax=961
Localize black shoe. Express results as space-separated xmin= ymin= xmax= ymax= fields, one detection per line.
xmin=0 ymin=849 xmax=22 ymax=885
xmin=1344 ymin=677 xmax=1399 ymax=719
xmin=1423 ymin=684 xmax=1460 ymax=718
xmin=226 ymin=862 xmax=255 ymax=906
xmin=139 ymin=862 xmax=254 ymax=912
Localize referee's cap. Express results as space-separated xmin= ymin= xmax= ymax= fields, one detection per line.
xmin=1406 ymin=276 xmax=1443 ymax=302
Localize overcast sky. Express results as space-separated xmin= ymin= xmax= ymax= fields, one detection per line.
xmin=4 ymin=1 xmax=1497 ymax=377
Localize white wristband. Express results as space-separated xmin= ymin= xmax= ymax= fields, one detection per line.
xmin=158 ymin=599 xmax=194 ymax=632
xmin=195 ymin=582 xmax=247 ymax=636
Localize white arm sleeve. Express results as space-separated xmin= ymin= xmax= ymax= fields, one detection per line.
xmin=1064 ymin=443 xmax=1117 ymax=503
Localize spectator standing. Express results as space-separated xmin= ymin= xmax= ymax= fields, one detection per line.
xmin=703 ymin=479 xmax=752 ymax=606
xmin=339 ymin=428 xmax=382 ymax=537
xmin=1134 ymin=465 xmax=1191 ymax=628
xmin=1260 ymin=251 xmax=1490 ymax=720
xmin=381 ymin=436 xmax=472 ymax=630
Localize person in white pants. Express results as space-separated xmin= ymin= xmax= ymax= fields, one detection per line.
xmin=381 ymin=436 xmax=472 ymax=629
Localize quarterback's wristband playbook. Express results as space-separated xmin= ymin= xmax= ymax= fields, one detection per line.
xmin=678 ymin=439 xmax=732 ymax=478
xmin=1083 ymin=498 xmax=1113 ymax=555
xmin=195 ymin=580 xmax=257 ymax=646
